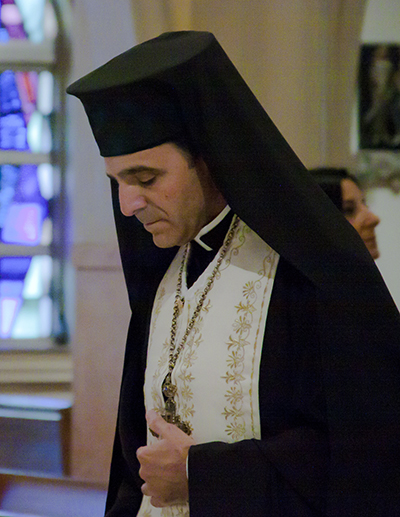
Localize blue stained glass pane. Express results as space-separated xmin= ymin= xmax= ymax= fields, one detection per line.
xmin=0 ymin=278 xmax=24 ymax=296
xmin=0 ymin=112 xmax=28 ymax=150
xmin=0 ymin=164 xmax=18 ymax=227
xmin=0 ymin=1 xmax=27 ymax=40
xmin=0 ymin=0 xmax=53 ymax=43
xmin=0 ymin=27 xmax=9 ymax=42
xmin=2 ymin=202 xmax=43 ymax=245
xmin=0 ymin=70 xmax=29 ymax=150
xmin=0 ymin=1 xmax=62 ymax=344
xmin=0 ymin=256 xmax=31 ymax=279
xmin=0 ymin=164 xmax=49 ymax=245
xmin=0 ymin=70 xmax=21 ymax=113
xmin=14 ymin=164 xmax=44 ymax=202
xmin=0 ymin=70 xmax=54 ymax=152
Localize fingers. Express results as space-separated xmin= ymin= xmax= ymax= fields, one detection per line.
xmin=145 ymin=409 xmax=170 ymax=438
xmin=140 ymin=483 xmax=165 ymax=507
xmin=141 ymin=482 xmax=186 ymax=508
xmin=141 ymin=481 xmax=149 ymax=496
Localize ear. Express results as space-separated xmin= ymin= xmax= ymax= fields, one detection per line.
xmin=195 ymin=157 xmax=227 ymax=214
xmin=194 ymin=156 xmax=210 ymax=176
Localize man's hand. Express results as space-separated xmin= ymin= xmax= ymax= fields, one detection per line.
xmin=137 ymin=410 xmax=195 ymax=507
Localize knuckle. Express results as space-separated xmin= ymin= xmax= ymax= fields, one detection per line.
xmin=136 ymin=446 xmax=145 ymax=460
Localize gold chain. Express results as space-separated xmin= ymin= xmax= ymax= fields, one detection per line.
xmin=161 ymin=214 xmax=240 ymax=434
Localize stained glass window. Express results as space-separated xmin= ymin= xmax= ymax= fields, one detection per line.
xmin=0 ymin=0 xmax=66 ymax=348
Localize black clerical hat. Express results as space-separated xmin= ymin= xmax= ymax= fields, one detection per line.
xmin=66 ymin=32 xmax=215 ymax=157
xmin=67 ymin=31 xmax=374 ymax=293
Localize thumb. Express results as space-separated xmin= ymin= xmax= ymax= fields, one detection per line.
xmin=146 ymin=409 xmax=170 ymax=438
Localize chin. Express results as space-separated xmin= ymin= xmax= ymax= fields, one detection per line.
xmin=366 ymin=242 xmax=380 ymax=260
xmin=152 ymin=234 xmax=180 ymax=249
xmin=370 ymin=248 xmax=380 ymax=260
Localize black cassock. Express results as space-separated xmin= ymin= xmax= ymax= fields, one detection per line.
xmin=104 ymin=215 xmax=400 ymax=517
xmin=106 ymin=253 xmax=328 ymax=517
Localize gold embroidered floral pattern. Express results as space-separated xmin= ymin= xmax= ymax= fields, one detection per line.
xmin=222 ymin=306 xmax=253 ymax=440
xmin=150 ymin=337 xmax=170 ymax=413
xmin=221 ymin=223 xmax=270 ymax=441
xmin=153 ymin=286 xmax=165 ymax=319
xmin=218 ymin=222 xmax=247 ymax=274
xmin=141 ymin=219 xmax=279 ymax=517
xmin=138 ymin=497 xmax=189 ymax=516
xmin=146 ymin=217 xmax=278 ymax=449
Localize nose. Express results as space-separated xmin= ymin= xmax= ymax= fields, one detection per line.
xmin=365 ymin=207 xmax=380 ymax=228
xmin=119 ymin=184 xmax=147 ymax=217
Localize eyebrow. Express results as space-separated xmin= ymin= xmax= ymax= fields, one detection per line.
xmin=106 ymin=166 xmax=161 ymax=180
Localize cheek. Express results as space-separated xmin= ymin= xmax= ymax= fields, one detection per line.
xmin=160 ymin=186 xmax=189 ymax=222
xmin=159 ymin=185 xmax=178 ymax=205
xmin=346 ymin=215 xmax=360 ymax=231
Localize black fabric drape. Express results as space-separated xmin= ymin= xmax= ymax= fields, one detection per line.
xmin=67 ymin=32 xmax=400 ymax=516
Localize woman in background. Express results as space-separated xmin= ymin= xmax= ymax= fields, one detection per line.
xmin=311 ymin=167 xmax=381 ymax=259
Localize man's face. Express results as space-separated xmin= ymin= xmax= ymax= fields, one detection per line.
xmin=105 ymin=143 xmax=226 ymax=248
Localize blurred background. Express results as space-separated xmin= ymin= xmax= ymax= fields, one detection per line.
xmin=0 ymin=0 xmax=399 ymax=515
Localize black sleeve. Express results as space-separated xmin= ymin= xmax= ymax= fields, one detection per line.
xmin=188 ymin=427 xmax=329 ymax=517
xmin=188 ymin=258 xmax=329 ymax=517
xmin=188 ymin=257 xmax=400 ymax=517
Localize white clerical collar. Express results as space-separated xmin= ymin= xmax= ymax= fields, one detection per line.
xmin=194 ymin=205 xmax=231 ymax=251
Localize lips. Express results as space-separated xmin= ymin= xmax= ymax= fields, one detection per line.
xmin=144 ymin=221 xmax=158 ymax=228
xmin=144 ymin=219 xmax=165 ymax=230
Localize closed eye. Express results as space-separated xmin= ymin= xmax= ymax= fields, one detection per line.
xmin=138 ymin=176 xmax=156 ymax=187
xmin=342 ymin=201 xmax=357 ymax=218
xmin=106 ymin=165 xmax=163 ymax=187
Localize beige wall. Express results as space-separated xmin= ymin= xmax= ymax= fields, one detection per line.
xmin=71 ymin=245 xmax=129 ymax=482
xmin=67 ymin=0 xmax=135 ymax=483
xmin=132 ymin=0 xmax=366 ymax=168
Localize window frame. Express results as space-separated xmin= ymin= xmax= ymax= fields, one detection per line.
xmin=0 ymin=0 xmax=70 ymax=352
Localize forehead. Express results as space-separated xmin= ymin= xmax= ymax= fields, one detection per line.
xmin=104 ymin=142 xmax=188 ymax=176
xmin=341 ymin=178 xmax=362 ymax=200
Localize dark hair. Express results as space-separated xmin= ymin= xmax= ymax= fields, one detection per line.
xmin=309 ymin=167 xmax=359 ymax=211
xmin=171 ymin=137 xmax=200 ymax=167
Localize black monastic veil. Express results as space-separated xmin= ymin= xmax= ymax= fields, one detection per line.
xmin=68 ymin=31 xmax=400 ymax=516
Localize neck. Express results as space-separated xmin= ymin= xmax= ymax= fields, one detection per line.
xmin=195 ymin=206 xmax=230 ymax=251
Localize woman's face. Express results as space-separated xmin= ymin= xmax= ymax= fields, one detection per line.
xmin=341 ymin=178 xmax=380 ymax=259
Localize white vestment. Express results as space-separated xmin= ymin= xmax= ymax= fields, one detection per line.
xmin=138 ymin=220 xmax=279 ymax=516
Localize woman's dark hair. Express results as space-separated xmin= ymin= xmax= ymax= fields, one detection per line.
xmin=310 ymin=167 xmax=359 ymax=211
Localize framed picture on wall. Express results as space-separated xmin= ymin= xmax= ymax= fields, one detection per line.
xmin=358 ymin=44 xmax=400 ymax=150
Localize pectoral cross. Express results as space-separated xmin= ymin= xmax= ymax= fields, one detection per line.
xmin=161 ymin=373 xmax=192 ymax=435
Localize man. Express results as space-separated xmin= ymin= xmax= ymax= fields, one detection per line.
xmin=67 ymin=31 xmax=400 ymax=516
